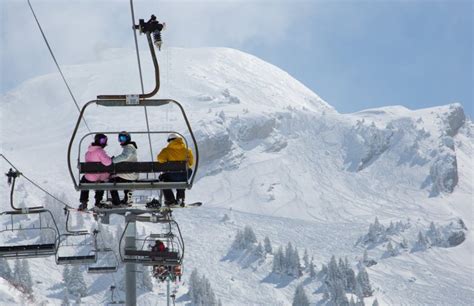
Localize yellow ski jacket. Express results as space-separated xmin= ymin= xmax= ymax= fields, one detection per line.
xmin=156 ymin=138 xmax=194 ymax=167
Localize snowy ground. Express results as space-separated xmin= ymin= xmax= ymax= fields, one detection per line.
xmin=0 ymin=47 xmax=473 ymax=305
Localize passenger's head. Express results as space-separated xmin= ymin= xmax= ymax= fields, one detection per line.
xmin=167 ymin=133 xmax=180 ymax=143
xmin=93 ymin=133 xmax=108 ymax=148
xmin=118 ymin=131 xmax=131 ymax=145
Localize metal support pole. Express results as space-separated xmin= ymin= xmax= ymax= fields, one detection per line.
xmin=167 ymin=278 xmax=171 ymax=306
xmin=125 ymin=218 xmax=137 ymax=306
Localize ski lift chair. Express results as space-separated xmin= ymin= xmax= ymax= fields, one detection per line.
xmin=87 ymin=247 xmax=119 ymax=273
xmin=0 ymin=169 xmax=59 ymax=258
xmin=119 ymin=219 xmax=184 ymax=266
xmin=55 ymin=210 xmax=97 ymax=265
xmin=0 ymin=210 xmax=59 ymax=258
xmin=74 ymin=130 xmax=195 ymax=191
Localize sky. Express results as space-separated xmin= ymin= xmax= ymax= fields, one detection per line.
xmin=1 ymin=0 xmax=472 ymax=117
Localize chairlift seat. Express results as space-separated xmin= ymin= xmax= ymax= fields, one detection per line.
xmin=123 ymin=249 xmax=179 ymax=265
xmin=87 ymin=266 xmax=117 ymax=273
xmin=0 ymin=243 xmax=56 ymax=257
xmin=57 ymin=254 xmax=96 ymax=264
xmin=78 ymin=161 xmax=191 ymax=190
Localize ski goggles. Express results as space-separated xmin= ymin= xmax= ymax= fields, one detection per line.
xmin=118 ymin=134 xmax=128 ymax=143
xmin=99 ymin=136 xmax=108 ymax=145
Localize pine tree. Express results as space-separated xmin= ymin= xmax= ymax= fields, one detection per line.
xmin=188 ymin=269 xmax=201 ymax=302
xmin=272 ymin=247 xmax=284 ymax=274
xmin=384 ymin=241 xmax=397 ymax=257
xmin=303 ymin=249 xmax=309 ymax=269
xmin=61 ymin=288 xmax=70 ymax=306
xmin=292 ymin=284 xmax=310 ymax=306
xmin=0 ymin=258 xmax=12 ymax=281
xmin=309 ymin=260 xmax=316 ymax=279
xmin=427 ymin=222 xmax=443 ymax=246
xmin=68 ymin=266 xmax=87 ymax=297
xmin=412 ymin=231 xmax=428 ymax=252
xmin=399 ymin=238 xmax=409 ymax=249
xmin=372 ymin=298 xmax=380 ymax=306
xmin=356 ymin=267 xmax=373 ymax=297
xmin=362 ymin=249 xmax=368 ymax=264
xmin=285 ymin=242 xmax=294 ymax=275
xmin=62 ymin=265 xmax=71 ymax=288
xmin=243 ymin=225 xmax=257 ymax=246
xmin=13 ymin=258 xmax=22 ymax=288
xmin=188 ymin=269 xmax=217 ymax=305
xmin=254 ymin=242 xmax=264 ymax=257
xmin=20 ymin=259 xmax=33 ymax=294
xmin=264 ymin=236 xmax=272 ymax=254
xmin=291 ymin=248 xmax=302 ymax=277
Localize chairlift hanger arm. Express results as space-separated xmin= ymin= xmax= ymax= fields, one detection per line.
xmin=97 ymin=31 xmax=159 ymax=100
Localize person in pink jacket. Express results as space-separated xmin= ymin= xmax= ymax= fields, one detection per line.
xmin=78 ymin=133 xmax=112 ymax=211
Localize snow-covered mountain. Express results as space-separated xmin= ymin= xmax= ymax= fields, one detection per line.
xmin=0 ymin=47 xmax=472 ymax=305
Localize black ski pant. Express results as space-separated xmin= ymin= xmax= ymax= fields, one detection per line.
xmin=161 ymin=169 xmax=192 ymax=203
xmin=110 ymin=177 xmax=133 ymax=205
xmin=79 ymin=176 xmax=104 ymax=205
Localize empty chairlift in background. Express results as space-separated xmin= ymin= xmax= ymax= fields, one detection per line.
xmin=87 ymin=229 xmax=119 ymax=273
xmin=0 ymin=169 xmax=59 ymax=258
xmin=55 ymin=210 xmax=97 ymax=265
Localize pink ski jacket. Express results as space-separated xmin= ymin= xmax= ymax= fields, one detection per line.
xmin=84 ymin=145 xmax=112 ymax=182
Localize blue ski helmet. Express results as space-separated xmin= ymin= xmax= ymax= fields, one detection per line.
xmin=118 ymin=131 xmax=131 ymax=144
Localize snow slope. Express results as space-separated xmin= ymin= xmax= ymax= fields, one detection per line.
xmin=0 ymin=47 xmax=473 ymax=305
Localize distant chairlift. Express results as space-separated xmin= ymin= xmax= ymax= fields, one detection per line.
xmin=0 ymin=169 xmax=59 ymax=258
xmin=55 ymin=210 xmax=96 ymax=265
xmin=119 ymin=216 xmax=184 ymax=266
xmin=87 ymin=247 xmax=118 ymax=273
xmin=87 ymin=230 xmax=119 ymax=273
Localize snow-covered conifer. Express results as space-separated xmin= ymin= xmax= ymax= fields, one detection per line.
xmin=188 ymin=268 xmax=201 ymax=302
xmin=264 ymin=236 xmax=272 ymax=254
xmin=412 ymin=231 xmax=429 ymax=252
xmin=243 ymin=225 xmax=257 ymax=245
xmin=13 ymin=258 xmax=21 ymax=287
xmin=356 ymin=267 xmax=373 ymax=297
xmin=0 ymin=258 xmax=12 ymax=281
xmin=292 ymin=284 xmax=310 ymax=306
xmin=62 ymin=265 xmax=71 ymax=288
xmin=68 ymin=266 xmax=87 ymax=297
xmin=254 ymin=241 xmax=264 ymax=257
xmin=61 ymin=288 xmax=70 ymax=306
xmin=272 ymin=247 xmax=284 ymax=274
xmin=187 ymin=269 xmax=217 ymax=305
xmin=303 ymin=249 xmax=309 ymax=269
xmin=20 ymin=259 xmax=33 ymax=294
xmin=329 ymin=279 xmax=349 ymax=306
xmin=384 ymin=241 xmax=397 ymax=258
xmin=427 ymin=222 xmax=443 ymax=246
xmin=309 ymin=261 xmax=317 ymax=279
xmin=292 ymin=248 xmax=302 ymax=277
xmin=372 ymin=298 xmax=380 ymax=306
xmin=318 ymin=264 xmax=328 ymax=279
xmin=399 ymin=238 xmax=409 ymax=249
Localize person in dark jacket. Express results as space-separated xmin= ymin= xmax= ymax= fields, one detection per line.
xmin=110 ymin=132 xmax=138 ymax=206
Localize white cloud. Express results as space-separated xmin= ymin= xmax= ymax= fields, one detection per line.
xmin=1 ymin=0 xmax=310 ymax=93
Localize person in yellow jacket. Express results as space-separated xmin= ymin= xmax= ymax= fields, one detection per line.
xmin=157 ymin=133 xmax=194 ymax=205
